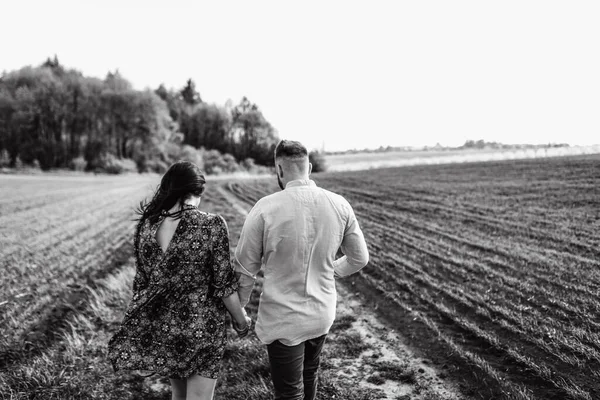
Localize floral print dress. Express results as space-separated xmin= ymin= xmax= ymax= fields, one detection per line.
xmin=108 ymin=206 xmax=239 ymax=379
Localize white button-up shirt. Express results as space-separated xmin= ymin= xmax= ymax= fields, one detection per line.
xmin=234 ymin=179 xmax=369 ymax=345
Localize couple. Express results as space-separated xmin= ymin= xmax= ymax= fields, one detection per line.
xmin=108 ymin=140 xmax=369 ymax=400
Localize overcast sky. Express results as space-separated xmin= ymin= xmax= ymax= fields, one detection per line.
xmin=2 ymin=0 xmax=599 ymax=151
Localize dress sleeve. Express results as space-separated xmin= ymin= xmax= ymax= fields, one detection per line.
xmin=131 ymin=221 xmax=149 ymax=295
xmin=209 ymin=214 xmax=239 ymax=298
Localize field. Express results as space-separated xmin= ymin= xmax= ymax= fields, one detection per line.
xmin=226 ymin=155 xmax=600 ymax=399
xmin=0 ymin=173 xmax=454 ymax=400
xmin=325 ymin=145 xmax=600 ymax=172
xmin=1 ymin=154 xmax=599 ymax=399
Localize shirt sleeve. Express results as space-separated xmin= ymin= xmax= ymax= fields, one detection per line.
xmin=234 ymin=203 xmax=265 ymax=307
xmin=209 ymin=214 xmax=239 ymax=298
xmin=334 ymin=202 xmax=369 ymax=278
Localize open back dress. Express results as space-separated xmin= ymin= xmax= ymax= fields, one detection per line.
xmin=107 ymin=205 xmax=239 ymax=379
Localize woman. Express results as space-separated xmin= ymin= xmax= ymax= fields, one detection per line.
xmin=108 ymin=161 xmax=251 ymax=400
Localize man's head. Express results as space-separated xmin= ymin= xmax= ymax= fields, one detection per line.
xmin=274 ymin=140 xmax=312 ymax=190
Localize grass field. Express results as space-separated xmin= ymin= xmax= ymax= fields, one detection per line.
xmin=0 ymin=173 xmax=453 ymax=400
xmin=1 ymin=154 xmax=599 ymax=399
xmin=324 ymin=145 xmax=600 ymax=172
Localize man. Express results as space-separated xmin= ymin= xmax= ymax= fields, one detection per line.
xmin=234 ymin=139 xmax=369 ymax=400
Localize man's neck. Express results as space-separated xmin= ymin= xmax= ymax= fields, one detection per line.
xmin=284 ymin=175 xmax=310 ymax=186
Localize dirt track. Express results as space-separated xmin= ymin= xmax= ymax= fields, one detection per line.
xmin=217 ymin=181 xmax=464 ymax=400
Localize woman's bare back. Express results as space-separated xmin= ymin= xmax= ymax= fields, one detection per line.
xmin=155 ymin=215 xmax=181 ymax=254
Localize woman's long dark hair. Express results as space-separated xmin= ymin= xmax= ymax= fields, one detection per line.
xmin=133 ymin=161 xmax=206 ymax=265
xmin=136 ymin=161 xmax=206 ymax=225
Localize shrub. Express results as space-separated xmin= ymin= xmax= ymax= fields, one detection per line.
xmin=203 ymin=150 xmax=224 ymax=175
xmin=0 ymin=149 xmax=10 ymax=167
xmin=240 ymin=157 xmax=270 ymax=174
xmin=204 ymin=149 xmax=240 ymax=175
xmin=97 ymin=154 xmax=138 ymax=174
xmin=222 ymin=153 xmax=240 ymax=173
xmin=150 ymin=144 xmax=205 ymax=174
xmin=70 ymin=156 xmax=87 ymax=171
xmin=144 ymin=158 xmax=170 ymax=174
xmin=241 ymin=157 xmax=256 ymax=171
xmin=178 ymin=145 xmax=204 ymax=169
xmin=309 ymin=151 xmax=327 ymax=173
xmin=14 ymin=155 xmax=23 ymax=170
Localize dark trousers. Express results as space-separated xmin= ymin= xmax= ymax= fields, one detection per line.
xmin=266 ymin=334 xmax=327 ymax=400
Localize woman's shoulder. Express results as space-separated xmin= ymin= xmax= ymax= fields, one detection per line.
xmin=186 ymin=209 xmax=225 ymax=224
xmin=191 ymin=210 xmax=229 ymax=228
xmin=138 ymin=218 xmax=153 ymax=235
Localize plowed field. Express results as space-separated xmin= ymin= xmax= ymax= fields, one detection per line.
xmin=224 ymin=155 xmax=600 ymax=399
xmin=1 ymin=154 xmax=599 ymax=399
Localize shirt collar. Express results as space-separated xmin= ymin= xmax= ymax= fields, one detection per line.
xmin=285 ymin=179 xmax=316 ymax=189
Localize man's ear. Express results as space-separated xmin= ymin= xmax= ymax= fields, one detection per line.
xmin=308 ymin=162 xmax=313 ymax=175
xmin=277 ymin=164 xmax=284 ymax=178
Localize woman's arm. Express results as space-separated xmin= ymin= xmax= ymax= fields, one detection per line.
xmin=209 ymin=214 xmax=252 ymax=336
xmin=222 ymin=292 xmax=251 ymax=337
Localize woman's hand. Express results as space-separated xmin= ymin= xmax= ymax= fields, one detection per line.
xmin=222 ymin=292 xmax=252 ymax=338
xmin=232 ymin=315 xmax=252 ymax=338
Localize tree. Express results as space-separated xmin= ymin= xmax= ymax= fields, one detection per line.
xmin=180 ymin=79 xmax=202 ymax=105
xmin=0 ymin=66 xmax=69 ymax=169
xmin=104 ymin=70 xmax=132 ymax=91
xmin=183 ymin=103 xmax=232 ymax=154
xmin=0 ymin=60 xmax=280 ymax=173
xmin=231 ymin=97 xmax=278 ymax=166
xmin=42 ymin=55 xmax=64 ymax=76
xmin=155 ymin=83 xmax=168 ymax=101
xmin=0 ymin=88 xmax=15 ymax=160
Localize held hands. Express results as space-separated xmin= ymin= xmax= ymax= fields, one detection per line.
xmin=232 ymin=311 xmax=253 ymax=339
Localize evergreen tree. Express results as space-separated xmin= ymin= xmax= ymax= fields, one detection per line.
xmin=180 ymin=79 xmax=202 ymax=105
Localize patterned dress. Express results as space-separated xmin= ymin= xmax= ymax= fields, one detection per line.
xmin=107 ymin=205 xmax=239 ymax=379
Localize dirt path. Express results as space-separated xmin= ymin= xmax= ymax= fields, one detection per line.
xmin=217 ymin=183 xmax=465 ymax=400
xmin=330 ymin=284 xmax=465 ymax=399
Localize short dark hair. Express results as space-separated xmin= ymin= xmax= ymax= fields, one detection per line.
xmin=274 ymin=140 xmax=308 ymax=159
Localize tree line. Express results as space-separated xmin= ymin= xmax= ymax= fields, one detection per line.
xmin=0 ymin=56 xmax=280 ymax=174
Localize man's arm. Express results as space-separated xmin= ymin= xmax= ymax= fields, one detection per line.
xmin=234 ymin=204 xmax=265 ymax=308
xmin=334 ymin=202 xmax=369 ymax=278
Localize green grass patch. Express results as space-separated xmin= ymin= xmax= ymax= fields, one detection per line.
xmin=334 ymin=331 xmax=372 ymax=358
xmin=366 ymin=374 xmax=386 ymax=385
xmin=370 ymin=360 xmax=417 ymax=384
xmin=317 ymin=373 xmax=386 ymax=399
xmin=330 ymin=314 xmax=357 ymax=332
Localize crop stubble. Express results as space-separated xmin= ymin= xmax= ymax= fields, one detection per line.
xmin=1 ymin=154 xmax=598 ymax=399
xmin=224 ymin=155 xmax=600 ymax=399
